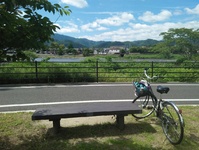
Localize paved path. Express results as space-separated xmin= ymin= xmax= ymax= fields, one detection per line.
xmin=0 ymin=83 xmax=199 ymax=112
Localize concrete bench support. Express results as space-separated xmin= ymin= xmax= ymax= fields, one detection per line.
xmin=50 ymin=119 xmax=61 ymax=133
xmin=116 ymin=114 xmax=125 ymax=130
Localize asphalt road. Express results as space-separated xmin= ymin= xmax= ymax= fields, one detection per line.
xmin=0 ymin=83 xmax=199 ymax=112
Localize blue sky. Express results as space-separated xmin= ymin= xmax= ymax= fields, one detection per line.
xmin=46 ymin=0 xmax=199 ymax=41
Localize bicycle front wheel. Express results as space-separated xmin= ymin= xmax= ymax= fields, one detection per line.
xmin=161 ymin=101 xmax=184 ymax=145
xmin=132 ymin=95 xmax=157 ymax=119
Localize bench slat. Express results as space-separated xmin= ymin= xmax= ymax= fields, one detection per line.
xmin=32 ymin=101 xmax=141 ymax=120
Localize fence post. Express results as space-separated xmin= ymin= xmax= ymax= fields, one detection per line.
xmin=151 ymin=61 xmax=154 ymax=77
xmin=35 ymin=61 xmax=38 ymax=80
xmin=96 ymin=60 xmax=98 ymax=83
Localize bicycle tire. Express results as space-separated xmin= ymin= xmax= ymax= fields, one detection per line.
xmin=161 ymin=101 xmax=184 ymax=145
xmin=132 ymin=95 xmax=157 ymax=119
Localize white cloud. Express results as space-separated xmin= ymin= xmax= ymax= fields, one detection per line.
xmin=79 ymin=21 xmax=199 ymax=41
xmin=173 ymin=10 xmax=183 ymax=16
xmin=96 ymin=26 xmax=108 ymax=31
xmin=139 ymin=10 xmax=172 ymax=22
xmin=96 ymin=12 xmax=135 ymax=26
xmin=81 ymin=22 xmax=108 ymax=32
xmin=81 ymin=12 xmax=134 ymax=31
xmin=82 ymin=11 xmax=118 ymax=15
xmin=185 ymin=4 xmax=199 ymax=15
xmin=61 ymin=0 xmax=88 ymax=8
xmin=56 ymin=22 xmax=80 ymax=33
xmin=81 ymin=24 xmax=93 ymax=32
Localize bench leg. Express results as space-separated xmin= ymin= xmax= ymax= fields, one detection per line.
xmin=116 ymin=115 xmax=125 ymax=130
xmin=52 ymin=119 xmax=61 ymax=133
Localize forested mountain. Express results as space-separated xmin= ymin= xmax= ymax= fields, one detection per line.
xmin=52 ymin=34 xmax=160 ymax=48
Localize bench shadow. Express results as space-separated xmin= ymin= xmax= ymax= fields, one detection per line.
xmin=46 ymin=121 xmax=157 ymax=139
xmin=0 ymin=132 xmax=157 ymax=150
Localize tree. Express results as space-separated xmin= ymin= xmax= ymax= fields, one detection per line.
xmin=120 ymin=49 xmax=126 ymax=57
xmin=0 ymin=0 xmax=71 ymax=60
xmin=152 ymin=42 xmax=172 ymax=59
xmin=57 ymin=44 xmax=65 ymax=55
xmin=157 ymin=28 xmax=199 ymax=60
xmin=82 ymin=48 xmax=93 ymax=57
xmin=50 ymin=42 xmax=65 ymax=55
xmin=129 ymin=46 xmax=151 ymax=54
xmin=66 ymin=43 xmax=77 ymax=55
xmin=23 ymin=50 xmax=38 ymax=61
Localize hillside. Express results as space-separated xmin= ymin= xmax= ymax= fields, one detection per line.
xmin=52 ymin=34 xmax=160 ymax=48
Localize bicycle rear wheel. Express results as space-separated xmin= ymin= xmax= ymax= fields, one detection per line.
xmin=132 ymin=95 xmax=157 ymax=119
xmin=161 ymin=101 xmax=184 ymax=145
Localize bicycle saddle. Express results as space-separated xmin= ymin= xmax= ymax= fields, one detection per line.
xmin=157 ymin=85 xmax=170 ymax=94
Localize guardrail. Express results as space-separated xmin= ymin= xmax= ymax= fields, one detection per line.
xmin=0 ymin=61 xmax=198 ymax=84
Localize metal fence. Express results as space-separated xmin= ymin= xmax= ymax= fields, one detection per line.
xmin=0 ymin=61 xmax=199 ymax=84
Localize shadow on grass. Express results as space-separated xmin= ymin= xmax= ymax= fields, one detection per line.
xmin=1 ymin=120 xmax=199 ymax=150
xmin=0 ymin=122 xmax=157 ymax=150
xmin=46 ymin=121 xmax=157 ymax=139
xmin=0 ymin=134 xmax=158 ymax=150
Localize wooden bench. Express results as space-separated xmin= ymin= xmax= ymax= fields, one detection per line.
xmin=32 ymin=101 xmax=142 ymax=133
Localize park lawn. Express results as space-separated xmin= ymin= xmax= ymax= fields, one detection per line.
xmin=0 ymin=106 xmax=199 ymax=150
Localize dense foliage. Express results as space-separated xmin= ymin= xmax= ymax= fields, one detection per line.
xmin=0 ymin=0 xmax=71 ymax=60
xmin=153 ymin=28 xmax=199 ymax=60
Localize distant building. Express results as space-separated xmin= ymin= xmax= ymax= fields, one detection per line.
xmin=108 ymin=49 xmax=120 ymax=54
xmin=94 ymin=46 xmax=127 ymax=55
xmin=108 ymin=46 xmax=124 ymax=54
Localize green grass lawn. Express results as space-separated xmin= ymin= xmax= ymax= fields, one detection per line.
xmin=0 ymin=106 xmax=199 ymax=150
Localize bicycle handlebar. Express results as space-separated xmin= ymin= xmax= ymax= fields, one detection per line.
xmin=144 ymin=68 xmax=158 ymax=80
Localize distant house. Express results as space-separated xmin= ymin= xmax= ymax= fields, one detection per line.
xmin=94 ymin=50 xmax=98 ymax=55
xmin=108 ymin=46 xmax=123 ymax=54
xmin=95 ymin=46 xmax=126 ymax=55
xmin=108 ymin=49 xmax=120 ymax=54
xmin=98 ymin=48 xmax=109 ymax=55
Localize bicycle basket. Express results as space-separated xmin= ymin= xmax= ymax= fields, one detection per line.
xmin=133 ymin=81 xmax=150 ymax=97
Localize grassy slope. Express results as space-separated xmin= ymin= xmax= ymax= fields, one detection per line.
xmin=0 ymin=106 xmax=199 ymax=150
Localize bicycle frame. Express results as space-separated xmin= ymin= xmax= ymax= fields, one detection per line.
xmin=143 ymin=90 xmax=165 ymax=119
xmin=150 ymin=90 xmax=184 ymax=127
